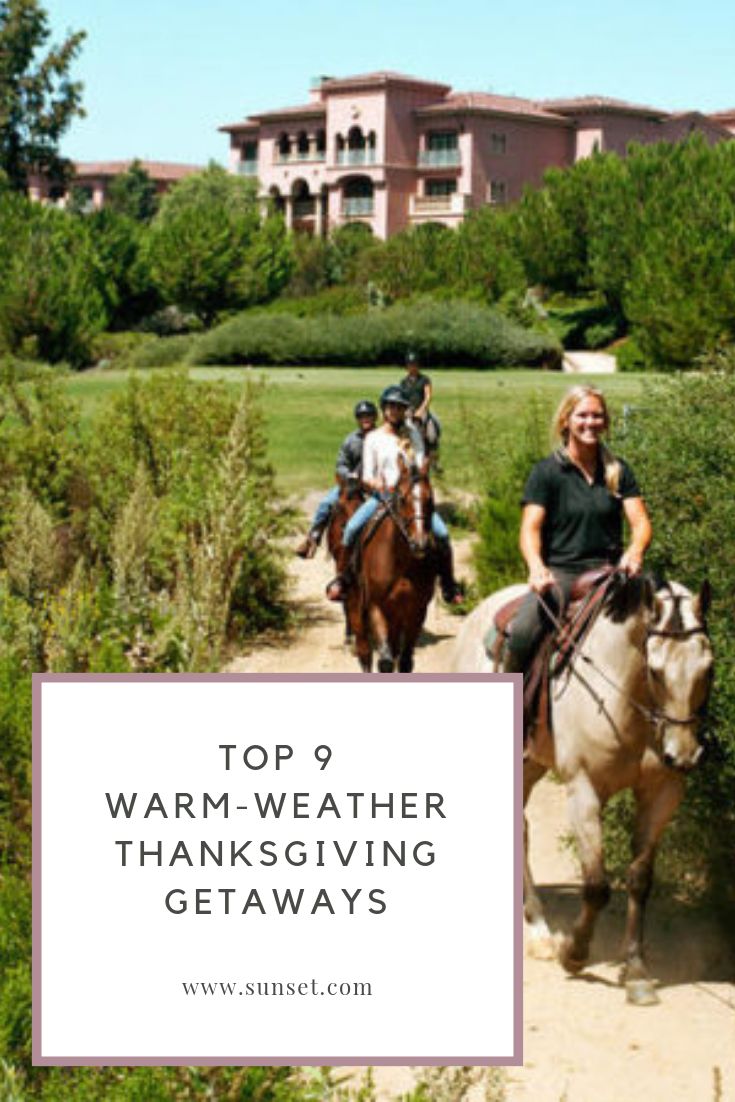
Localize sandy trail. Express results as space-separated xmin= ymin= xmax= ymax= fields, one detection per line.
xmin=229 ymin=496 xmax=735 ymax=1101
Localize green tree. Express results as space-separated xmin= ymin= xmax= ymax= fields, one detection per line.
xmin=105 ymin=159 xmax=158 ymax=222
xmin=0 ymin=0 xmax=85 ymax=191
xmin=0 ymin=192 xmax=108 ymax=364
xmin=146 ymin=164 xmax=263 ymax=324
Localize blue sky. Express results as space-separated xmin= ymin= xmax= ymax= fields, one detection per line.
xmin=44 ymin=0 xmax=735 ymax=167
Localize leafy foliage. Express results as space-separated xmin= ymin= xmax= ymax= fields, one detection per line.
xmin=0 ymin=193 xmax=107 ymax=364
xmin=194 ymin=298 xmax=561 ymax=368
xmin=613 ymin=370 xmax=735 ymax=899
xmin=0 ymin=0 xmax=85 ymax=190
xmin=146 ymin=165 xmax=292 ymax=323
xmin=105 ymin=160 xmax=158 ymax=222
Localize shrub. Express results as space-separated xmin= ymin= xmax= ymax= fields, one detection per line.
xmin=127 ymin=333 xmax=197 ymax=368
xmin=615 ymin=333 xmax=650 ymax=372
xmin=0 ymin=194 xmax=108 ymax=366
xmin=194 ymin=298 xmax=561 ymax=368
xmin=604 ymin=372 xmax=735 ymax=901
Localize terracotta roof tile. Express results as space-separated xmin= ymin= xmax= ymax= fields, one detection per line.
xmin=73 ymin=160 xmax=202 ymax=181
xmin=418 ymin=92 xmax=568 ymax=122
xmin=249 ymin=102 xmax=326 ymax=121
xmin=540 ymin=95 xmax=666 ymax=118
xmin=320 ymin=70 xmax=450 ymax=91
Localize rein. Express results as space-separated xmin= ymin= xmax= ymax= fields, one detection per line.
xmin=383 ymin=476 xmax=432 ymax=554
xmin=534 ymin=579 xmax=708 ymax=733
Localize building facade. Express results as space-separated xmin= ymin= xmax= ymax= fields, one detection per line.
xmin=220 ymin=72 xmax=732 ymax=238
xmin=28 ymin=160 xmax=202 ymax=210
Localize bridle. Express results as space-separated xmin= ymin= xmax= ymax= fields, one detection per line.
xmin=535 ymin=577 xmax=711 ymax=739
xmin=383 ymin=470 xmax=433 ymax=556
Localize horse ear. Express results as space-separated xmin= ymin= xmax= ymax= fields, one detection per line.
xmin=693 ymin=579 xmax=712 ymax=622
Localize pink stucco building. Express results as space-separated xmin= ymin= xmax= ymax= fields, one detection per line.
xmin=28 ymin=160 xmax=202 ymax=210
xmin=220 ymin=72 xmax=732 ymax=238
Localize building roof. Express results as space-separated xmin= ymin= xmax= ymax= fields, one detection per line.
xmin=539 ymin=95 xmax=667 ymax=119
xmin=709 ymin=108 xmax=735 ymax=122
xmin=417 ymin=91 xmax=569 ymax=122
xmin=319 ymin=70 xmax=451 ymax=94
xmin=73 ymin=160 xmax=202 ymax=181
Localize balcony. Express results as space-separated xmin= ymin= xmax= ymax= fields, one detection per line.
xmin=293 ymin=198 xmax=316 ymax=219
xmin=275 ymin=151 xmax=326 ymax=164
xmin=342 ymin=197 xmax=374 ymax=217
xmin=418 ymin=149 xmax=461 ymax=168
xmin=409 ymin=193 xmax=471 ymax=218
xmin=336 ymin=149 xmax=377 ymax=167
xmin=237 ymin=160 xmax=259 ymax=176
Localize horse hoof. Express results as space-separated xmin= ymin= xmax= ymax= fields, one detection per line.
xmin=625 ymin=979 xmax=660 ymax=1007
xmin=558 ymin=937 xmax=587 ymax=974
xmin=377 ymin=658 xmax=394 ymax=674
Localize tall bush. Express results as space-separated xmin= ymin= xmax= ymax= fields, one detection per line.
xmin=609 ymin=370 xmax=735 ymax=900
xmin=0 ymin=194 xmax=108 ymax=365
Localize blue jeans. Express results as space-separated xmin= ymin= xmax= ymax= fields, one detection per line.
xmin=343 ymin=493 xmax=448 ymax=546
xmin=312 ymin=485 xmax=340 ymax=530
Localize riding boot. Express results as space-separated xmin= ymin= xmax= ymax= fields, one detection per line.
xmin=295 ymin=523 xmax=325 ymax=559
xmin=326 ymin=544 xmax=354 ymax=602
xmin=436 ymin=541 xmax=464 ymax=605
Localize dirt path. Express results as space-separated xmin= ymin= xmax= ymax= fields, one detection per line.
xmin=229 ymin=497 xmax=735 ymax=1101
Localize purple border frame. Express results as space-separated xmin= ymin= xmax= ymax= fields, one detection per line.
xmin=32 ymin=672 xmax=523 ymax=1068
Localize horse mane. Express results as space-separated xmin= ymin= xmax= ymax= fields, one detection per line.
xmin=603 ymin=572 xmax=656 ymax=623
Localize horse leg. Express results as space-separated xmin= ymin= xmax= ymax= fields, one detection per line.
xmin=559 ymin=771 xmax=610 ymax=975
xmin=398 ymin=648 xmax=414 ymax=673
xmin=620 ymin=768 xmax=685 ymax=1006
xmin=523 ymin=757 xmax=555 ymax=959
xmin=368 ymin=605 xmax=394 ymax=673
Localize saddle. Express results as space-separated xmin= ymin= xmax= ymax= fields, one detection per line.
xmin=490 ymin=567 xmax=616 ymax=760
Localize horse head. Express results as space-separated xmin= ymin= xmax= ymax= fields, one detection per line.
xmin=643 ymin=580 xmax=714 ymax=771
xmin=395 ymin=452 xmax=434 ymax=558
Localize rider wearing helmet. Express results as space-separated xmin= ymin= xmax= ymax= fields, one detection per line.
xmin=295 ymin=399 xmax=378 ymax=559
xmin=326 ymin=386 xmax=463 ymax=603
xmin=400 ymin=350 xmax=441 ymax=455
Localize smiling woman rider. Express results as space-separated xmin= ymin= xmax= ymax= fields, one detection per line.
xmin=503 ymin=385 xmax=653 ymax=673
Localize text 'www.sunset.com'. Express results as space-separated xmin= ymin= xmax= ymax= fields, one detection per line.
xmin=182 ymin=979 xmax=373 ymax=998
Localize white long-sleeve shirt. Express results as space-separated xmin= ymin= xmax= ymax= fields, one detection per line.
xmin=361 ymin=423 xmax=425 ymax=489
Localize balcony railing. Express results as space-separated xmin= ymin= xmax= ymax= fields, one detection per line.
xmin=342 ymin=197 xmax=374 ymax=217
xmin=293 ymin=199 xmax=316 ymax=219
xmin=275 ymin=151 xmax=326 ymax=164
xmin=336 ymin=149 xmax=377 ymax=167
xmin=418 ymin=149 xmax=461 ymax=167
xmin=409 ymin=193 xmax=470 ymax=218
xmin=237 ymin=160 xmax=259 ymax=176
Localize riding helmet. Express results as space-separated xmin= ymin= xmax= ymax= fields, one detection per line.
xmin=354 ymin=399 xmax=378 ymax=418
xmin=405 ymin=350 xmax=419 ymax=366
xmin=380 ymin=385 xmax=410 ymax=409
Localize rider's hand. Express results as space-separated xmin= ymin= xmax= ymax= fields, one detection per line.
xmin=529 ymin=564 xmax=556 ymax=593
xmin=619 ymin=549 xmax=643 ymax=576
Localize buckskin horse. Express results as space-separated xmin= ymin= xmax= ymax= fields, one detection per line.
xmin=451 ymin=573 xmax=713 ymax=1004
xmin=325 ymin=476 xmax=364 ymax=647
xmin=340 ymin=456 xmax=438 ymax=673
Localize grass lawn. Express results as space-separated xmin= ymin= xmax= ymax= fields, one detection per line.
xmin=64 ymin=366 xmax=651 ymax=496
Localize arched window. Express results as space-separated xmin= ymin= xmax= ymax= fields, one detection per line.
xmin=296 ymin=131 xmax=310 ymax=160
xmin=277 ymin=132 xmax=290 ymax=161
xmin=342 ymin=176 xmax=374 ymax=217
xmin=292 ymin=179 xmax=315 ymax=219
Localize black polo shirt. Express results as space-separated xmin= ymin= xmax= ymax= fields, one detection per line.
xmin=399 ymin=372 xmax=431 ymax=411
xmin=521 ymin=450 xmax=641 ymax=569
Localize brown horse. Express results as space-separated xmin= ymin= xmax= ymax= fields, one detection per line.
xmin=344 ymin=457 xmax=438 ymax=673
xmin=325 ymin=477 xmax=364 ymax=646
xmin=451 ymin=574 xmax=714 ymax=1004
